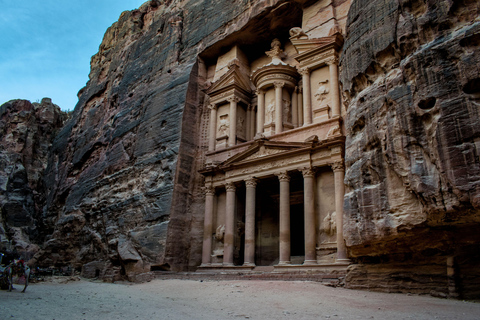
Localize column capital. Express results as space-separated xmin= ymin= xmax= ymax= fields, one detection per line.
xmin=247 ymin=104 xmax=255 ymax=111
xmin=330 ymin=160 xmax=344 ymax=172
xmin=273 ymin=81 xmax=285 ymax=89
xmin=276 ymin=171 xmax=290 ymax=182
xmin=208 ymin=103 xmax=217 ymax=110
xmin=255 ymin=88 xmax=265 ymax=96
xmin=301 ymin=167 xmax=316 ymax=178
xmin=225 ymin=182 xmax=236 ymax=192
xmin=298 ymin=67 xmax=310 ymax=76
xmin=244 ymin=177 xmax=258 ymax=188
xmin=227 ymin=96 xmax=240 ymax=103
xmin=325 ymin=56 xmax=339 ymax=66
xmin=204 ymin=185 xmax=215 ymax=196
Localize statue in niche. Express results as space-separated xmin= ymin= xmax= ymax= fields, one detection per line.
xmin=215 ymin=225 xmax=225 ymax=242
xmin=237 ymin=114 xmax=245 ymax=135
xmin=283 ymin=98 xmax=291 ymax=123
xmin=217 ymin=114 xmax=229 ymax=137
xmin=314 ymin=80 xmax=329 ymax=106
xmin=320 ymin=212 xmax=336 ymax=236
xmin=266 ymin=100 xmax=275 ymax=124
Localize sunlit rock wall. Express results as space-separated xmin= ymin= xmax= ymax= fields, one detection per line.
xmin=340 ymin=0 xmax=480 ymax=298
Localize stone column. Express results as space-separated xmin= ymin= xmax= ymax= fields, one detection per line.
xmin=274 ymin=82 xmax=285 ymax=134
xmin=244 ymin=178 xmax=257 ymax=266
xmin=277 ymin=171 xmax=291 ymax=265
xmin=332 ymin=161 xmax=349 ymax=263
xmin=250 ymin=105 xmax=256 ymax=139
xmin=302 ymin=167 xmax=317 ymax=265
xmin=328 ymin=57 xmax=341 ymax=118
xmin=299 ymin=68 xmax=312 ymax=125
xmin=224 ymin=182 xmax=236 ymax=266
xmin=208 ymin=104 xmax=217 ymax=152
xmin=246 ymin=105 xmax=252 ymax=141
xmin=201 ymin=185 xmax=215 ymax=266
xmin=292 ymin=87 xmax=298 ymax=128
xmin=298 ymin=87 xmax=304 ymax=126
xmin=256 ymin=89 xmax=265 ymax=134
xmin=228 ymin=97 xmax=239 ymax=147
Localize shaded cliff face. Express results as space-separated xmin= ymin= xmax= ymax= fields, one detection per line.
xmin=39 ymin=0 xmax=304 ymax=280
xmin=340 ymin=0 xmax=480 ymax=297
xmin=0 ymin=98 xmax=67 ymax=259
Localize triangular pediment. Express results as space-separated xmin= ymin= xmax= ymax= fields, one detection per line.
xmin=206 ymin=64 xmax=252 ymax=97
xmin=221 ymin=140 xmax=311 ymax=168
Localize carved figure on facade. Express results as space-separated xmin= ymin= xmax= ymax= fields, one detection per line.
xmin=327 ymin=124 xmax=341 ymax=137
xmin=215 ymin=225 xmax=225 ymax=242
xmin=218 ymin=115 xmax=229 ymax=137
xmin=237 ymin=114 xmax=245 ymax=137
xmin=266 ymin=100 xmax=275 ymax=124
xmin=289 ymin=27 xmax=308 ymax=39
xmin=314 ymin=80 xmax=329 ymax=106
xmin=283 ymin=98 xmax=292 ymax=123
xmin=265 ymin=38 xmax=285 ymax=63
xmin=321 ymin=212 xmax=336 ymax=236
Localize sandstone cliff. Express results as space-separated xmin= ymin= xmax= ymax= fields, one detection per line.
xmin=37 ymin=0 xmax=305 ymax=281
xmin=0 ymin=98 xmax=68 ymax=259
xmin=340 ymin=0 xmax=480 ymax=298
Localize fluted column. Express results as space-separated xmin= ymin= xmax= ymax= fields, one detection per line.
xmin=224 ymin=182 xmax=236 ymax=266
xmin=274 ymin=82 xmax=284 ymax=134
xmin=201 ymin=185 xmax=215 ymax=266
xmin=302 ymin=167 xmax=317 ymax=265
xmin=277 ymin=171 xmax=291 ymax=265
xmin=208 ymin=104 xmax=217 ymax=152
xmin=328 ymin=57 xmax=341 ymax=118
xmin=292 ymin=87 xmax=298 ymax=127
xmin=256 ymin=89 xmax=265 ymax=134
xmin=244 ymin=178 xmax=257 ymax=266
xmin=228 ymin=97 xmax=239 ymax=147
xmin=332 ymin=161 xmax=349 ymax=263
xmin=298 ymin=87 xmax=304 ymax=126
xmin=299 ymin=68 xmax=312 ymax=125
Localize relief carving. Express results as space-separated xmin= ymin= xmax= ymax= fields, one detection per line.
xmin=314 ymin=80 xmax=329 ymax=106
xmin=321 ymin=212 xmax=336 ymax=236
xmin=218 ymin=115 xmax=229 ymax=137
xmin=266 ymin=99 xmax=275 ymax=124
xmin=215 ymin=225 xmax=225 ymax=242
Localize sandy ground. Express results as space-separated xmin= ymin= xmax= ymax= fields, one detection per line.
xmin=0 ymin=277 xmax=479 ymax=320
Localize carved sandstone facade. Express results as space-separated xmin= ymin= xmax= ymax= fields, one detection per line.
xmin=198 ymin=2 xmax=351 ymax=271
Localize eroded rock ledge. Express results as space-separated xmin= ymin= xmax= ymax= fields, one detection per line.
xmin=340 ymin=0 xmax=480 ymax=298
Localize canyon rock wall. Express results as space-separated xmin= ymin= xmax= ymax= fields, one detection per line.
xmin=340 ymin=0 xmax=480 ymax=298
xmin=0 ymin=98 xmax=67 ymax=259
xmin=37 ymin=0 xmax=305 ymax=281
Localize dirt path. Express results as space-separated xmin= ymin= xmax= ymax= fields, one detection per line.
xmin=0 ymin=278 xmax=479 ymax=319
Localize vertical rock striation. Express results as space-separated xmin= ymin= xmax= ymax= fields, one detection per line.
xmin=340 ymin=0 xmax=480 ymax=298
xmin=0 ymin=98 xmax=68 ymax=259
xmin=37 ymin=0 xmax=300 ymax=281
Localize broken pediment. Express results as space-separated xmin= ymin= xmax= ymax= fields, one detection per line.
xmin=206 ymin=60 xmax=252 ymax=99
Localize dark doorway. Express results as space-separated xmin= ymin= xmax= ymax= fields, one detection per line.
xmin=290 ymin=203 xmax=305 ymax=256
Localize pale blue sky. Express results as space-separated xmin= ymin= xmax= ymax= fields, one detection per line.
xmin=1 ymin=0 xmax=148 ymax=111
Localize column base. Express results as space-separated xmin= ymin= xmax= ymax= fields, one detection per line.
xmin=243 ymin=262 xmax=256 ymax=267
xmin=303 ymin=260 xmax=318 ymax=266
xmin=335 ymin=258 xmax=350 ymax=264
xmin=278 ymin=261 xmax=291 ymax=266
xmin=223 ymin=263 xmax=235 ymax=267
xmin=199 ymin=263 xmax=212 ymax=268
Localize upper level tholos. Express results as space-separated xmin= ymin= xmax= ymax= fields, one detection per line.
xmin=204 ymin=29 xmax=344 ymax=163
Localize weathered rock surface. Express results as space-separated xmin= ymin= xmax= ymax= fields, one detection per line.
xmin=0 ymin=98 xmax=68 ymax=259
xmin=340 ymin=0 xmax=480 ymax=298
xmin=36 ymin=0 xmax=305 ymax=281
